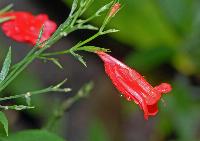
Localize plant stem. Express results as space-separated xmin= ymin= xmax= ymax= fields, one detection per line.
xmin=0 ymin=105 xmax=34 ymax=110
xmin=41 ymin=32 xmax=101 ymax=57
xmin=45 ymin=81 xmax=93 ymax=130
xmin=0 ymin=87 xmax=71 ymax=101
xmin=0 ymin=22 xmax=77 ymax=93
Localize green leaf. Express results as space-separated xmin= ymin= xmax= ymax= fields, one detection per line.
xmin=38 ymin=57 xmax=63 ymax=69
xmin=36 ymin=25 xmax=44 ymax=45
xmin=51 ymin=58 xmax=63 ymax=69
xmin=76 ymin=1 xmax=113 ymax=24
xmin=102 ymin=28 xmax=119 ymax=34
xmin=70 ymin=51 xmax=87 ymax=67
xmin=95 ymin=1 xmax=113 ymax=16
xmin=0 ymin=47 xmax=11 ymax=83
xmin=0 ymin=4 xmax=13 ymax=14
xmin=77 ymin=46 xmax=110 ymax=53
xmin=0 ymin=130 xmax=65 ymax=141
xmin=79 ymin=24 xmax=99 ymax=30
xmin=69 ymin=0 xmax=78 ymax=16
xmin=0 ymin=111 xmax=8 ymax=136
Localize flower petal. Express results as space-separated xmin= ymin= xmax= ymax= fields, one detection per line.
xmin=1 ymin=12 xmax=57 ymax=45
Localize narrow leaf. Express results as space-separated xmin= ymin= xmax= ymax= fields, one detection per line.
xmin=38 ymin=57 xmax=63 ymax=69
xmin=36 ymin=25 xmax=44 ymax=45
xmin=96 ymin=1 xmax=113 ymax=16
xmin=0 ymin=4 xmax=13 ymax=14
xmin=51 ymin=58 xmax=63 ymax=69
xmin=0 ymin=47 xmax=11 ymax=83
xmin=78 ymin=46 xmax=110 ymax=53
xmin=0 ymin=17 xmax=12 ymax=24
xmin=69 ymin=0 xmax=78 ymax=16
xmin=0 ymin=111 xmax=8 ymax=136
xmin=70 ymin=51 xmax=87 ymax=67
xmin=80 ymin=24 xmax=98 ymax=30
xmin=102 ymin=29 xmax=119 ymax=34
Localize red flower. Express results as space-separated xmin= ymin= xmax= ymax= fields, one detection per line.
xmin=0 ymin=12 xmax=57 ymax=45
xmin=97 ymin=51 xmax=172 ymax=120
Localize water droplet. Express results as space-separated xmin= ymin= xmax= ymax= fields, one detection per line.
xmin=126 ymin=96 xmax=131 ymax=101
xmin=135 ymin=101 xmax=139 ymax=104
xmin=64 ymin=88 xmax=71 ymax=92
xmin=60 ymin=32 xmax=67 ymax=37
xmin=120 ymin=95 xmax=123 ymax=97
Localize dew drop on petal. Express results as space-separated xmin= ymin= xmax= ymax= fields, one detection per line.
xmin=126 ymin=96 xmax=131 ymax=101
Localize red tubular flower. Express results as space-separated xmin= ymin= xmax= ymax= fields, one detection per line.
xmin=96 ymin=51 xmax=172 ymax=120
xmin=0 ymin=12 xmax=57 ymax=45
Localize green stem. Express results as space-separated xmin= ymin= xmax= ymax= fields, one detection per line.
xmin=0 ymin=46 xmax=40 ymax=93
xmin=45 ymin=95 xmax=80 ymax=130
xmin=0 ymin=22 xmax=78 ymax=93
xmin=41 ymin=32 xmax=101 ymax=57
xmin=0 ymin=105 xmax=34 ymax=110
xmin=45 ymin=81 xmax=93 ymax=130
xmin=0 ymin=87 xmax=71 ymax=101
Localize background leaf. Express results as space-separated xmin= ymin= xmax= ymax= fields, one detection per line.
xmin=0 ymin=47 xmax=11 ymax=83
xmin=0 ymin=130 xmax=65 ymax=141
xmin=70 ymin=51 xmax=87 ymax=67
xmin=0 ymin=111 xmax=8 ymax=136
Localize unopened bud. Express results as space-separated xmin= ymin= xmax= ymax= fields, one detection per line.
xmin=109 ymin=3 xmax=121 ymax=17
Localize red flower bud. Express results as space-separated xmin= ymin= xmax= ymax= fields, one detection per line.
xmin=0 ymin=12 xmax=57 ymax=46
xmin=109 ymin=3 xmax=121 ymax=17
xmin=96 ymin=51 xmax=172 ymax=120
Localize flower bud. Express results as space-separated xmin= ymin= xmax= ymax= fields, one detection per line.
xmin=109 ymin=3 xmax=121 ymax=17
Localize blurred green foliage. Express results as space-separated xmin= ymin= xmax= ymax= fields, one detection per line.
xmin=0 ymin=130 xmax=65 ymax=141
xmin=0 ymin=111 xmax=8 ymax=136
xmin=88 ymin=119 xmax=110 ymax=141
